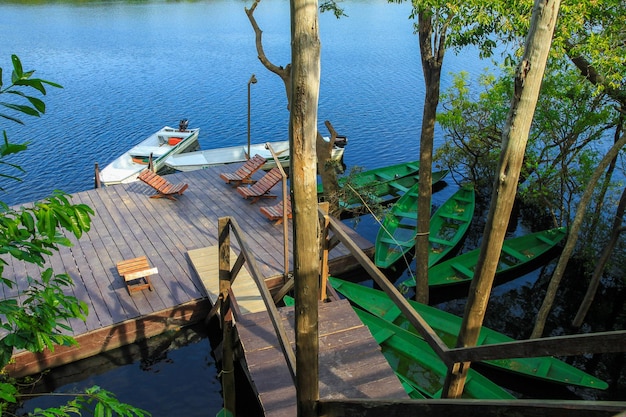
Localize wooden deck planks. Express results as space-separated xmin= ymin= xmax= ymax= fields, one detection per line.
xmin=187 ymin=245 xmax=267 ymax=315
xmin=236 ymin=299 xmax=408 ymax=417
xmin=3 ymin=166 xmax=372 ymax=377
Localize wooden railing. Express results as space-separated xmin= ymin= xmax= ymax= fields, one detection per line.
xmin=211 ymin=211 xmax=626 ymax=417
xmin=211 ymin=216 xmax=296 ymax=416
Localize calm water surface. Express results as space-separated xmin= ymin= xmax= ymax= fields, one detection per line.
xmin=2 ymin=0 xmax=622 ymax=414
xmin=0 ymin=0 xmax=484 ymax=207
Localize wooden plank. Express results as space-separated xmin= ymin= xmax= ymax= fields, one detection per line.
xmin=318 ymin=398 xmax=626 ymax=417
xmin=236 ymin=300 xmax=407 ymax=417
xmin=187 ymin=246 xmax=266 ymax=315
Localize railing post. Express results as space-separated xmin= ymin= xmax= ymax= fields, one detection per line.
xmin=319 ymin=202 xmax=330 ymax=301
xmin=218 ymin=217 xmax=236 ymax=415
xmin=265 ymin=142 xmax=290 ymax=281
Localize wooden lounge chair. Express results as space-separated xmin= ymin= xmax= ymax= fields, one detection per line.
xmin=260 ymin=196 xmax=292 ymax=225
xmin=137 ymin=169 xmax=188 ymax=200
xmin=219 ymin=154 xmax=267 ymax=187
xmin=236 ymin=167 xmax=282 ymax=204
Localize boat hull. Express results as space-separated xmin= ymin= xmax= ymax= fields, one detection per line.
xmin=99 ymin=126 xmax=200 ymax=185
xmin=329 ymin=277 xmax=609 ymax=390
xmin=354 ymin=307 xmax=516 ymax=399
xmin=164 ymin=137 xmax=345 ymax=172
xmin=375 ymin=182 xmax=474 ymax=269
xmin=400 ymin=227 xmax=568 ymax=288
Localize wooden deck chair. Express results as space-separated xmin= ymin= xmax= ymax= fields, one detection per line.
xmin=219 ymin=154 xmax=267 ymax=187
xmin=137 ymin=169 xmax=188 ymax=200
xmin=236 ymin=167 xmax=282 ymax=204
xmin=260 ymin=196 xmax=292 ymax=225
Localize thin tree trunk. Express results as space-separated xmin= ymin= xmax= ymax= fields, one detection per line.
xmin=531 ymin=131 xmax=626 ymax=338
xmin=414 ymin=11 xmax=445 ymax=304
xmin=572 ymin=186 xmax=626 ymax=328
xmin=582 ymin=119 xmax=622 ymax=245
xmin=443 ymin=0 xmax=562 ymax=398
xmin=290 ymin=0 xmax=321 ymax=414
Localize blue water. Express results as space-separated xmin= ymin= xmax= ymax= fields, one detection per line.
xmin=0 ymin=0 xmax=485 ymax=207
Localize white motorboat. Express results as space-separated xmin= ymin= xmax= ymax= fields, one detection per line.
xmin=164 ymin=136 xmax=347 ymax=172
xmin=99 ymin=120 xmax=200 ymax=185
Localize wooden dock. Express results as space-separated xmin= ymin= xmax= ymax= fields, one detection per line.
xmin=3 ymin=166 xmax=374 ymax=377
xmin=235 ymin=299 xmax=408 ymax=416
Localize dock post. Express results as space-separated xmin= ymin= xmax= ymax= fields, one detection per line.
xmin=94 ymin=163 xmax=101 ymax=189
xmin=218 ymin=217 xmax=236 ymax=415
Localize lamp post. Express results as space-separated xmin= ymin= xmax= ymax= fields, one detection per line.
xmin=247 ymin=74 xmax=257 ymax=159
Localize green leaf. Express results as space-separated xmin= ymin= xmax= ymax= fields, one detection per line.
xmin=11 ymin=54 xmax=23 ymax=78
xmin=0 ymin=382 xmax=18 ymax=403
xmin=27 ymin=95 xmax=46 ymax=113
xmin=0 ymin=102 xmax=41 ymax=117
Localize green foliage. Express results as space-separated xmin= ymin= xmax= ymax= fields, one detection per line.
xmin=436 ymin=62 xmax=620 ymax=226
xmin=320 ymin=0 xmax=347 ymax=18
xmin=332 ymin=166 xmax=389 ymax=222
xmin=0 ymin=55 xmax=149 ymax=417
xmin=24 ymin=386 xmax=150 ymax=417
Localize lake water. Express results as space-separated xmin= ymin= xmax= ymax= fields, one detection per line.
xmin=2 ymin=0 xmax=623 ymax=414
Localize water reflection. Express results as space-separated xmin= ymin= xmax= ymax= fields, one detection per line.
xmin=19 ymin=325 xmax=225 ymax=417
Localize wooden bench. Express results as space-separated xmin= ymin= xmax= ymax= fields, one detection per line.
xmin=116 ymin=256 xmax=157 ymax=295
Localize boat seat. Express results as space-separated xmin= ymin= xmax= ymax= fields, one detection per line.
xmin=260 ymin=197 xmax=292 ymax=225
xmin=375 ymin=173 xmax=393 ymax=181
xmin=388 ymin=181 xmax=409 ymax=193
xmin=450 ymin=262 xmax=474 ymax=279
xmin=130 ymin=145 xmax=169 ymax=158
xmin=236 ymin=167 xmax=282 ymax=204
xmin=437 ymin=211 xmax=468 ymax=221
xmin=428 ymin=236 xmax=455 ymax=247
xmin=117 ymin=256 xmax=157 ymax=295
xmin=536 ymin=234 xmax=555 ymax=245
xmin=393 ymin=211 xmax=418 ymax=220
xmin=500 ymin=245 xmax=531 ymax=262
xmin=220 ymin=154 xmax=267 ymax=187
xmin=378 ymin=237 xmax=414 ymax=248
xmin=137 ymin=169 xmax=188 ymax=200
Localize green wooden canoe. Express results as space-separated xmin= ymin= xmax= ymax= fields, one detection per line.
xmin=317 ymin=159 xmax=421 ymax=200
xmin=400 ymin=226 xmax=568 ymax=288
xmin=329 ymin=277 xmax=609 ymax=390
xmin=353 ymin=307 xmax=516 ymax=399
xmin=374 ymin=183 xmax=475 ymax=269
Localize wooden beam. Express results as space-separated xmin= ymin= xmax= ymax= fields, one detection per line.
xmin=325 ymin=215 xmax=451 ymax=362
xmin=318 ymin=398 xmax=626 ymax=417
xmin=446 ymin=330 xmax=626 ymax=363
xmin=226 ymin=217 xmax=297 ymax=382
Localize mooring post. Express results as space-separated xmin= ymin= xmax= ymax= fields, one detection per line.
xmin=94 ymin=163 xmax=101 ymax=189
xmin=218 ymin=217 xmax=236 ymax=415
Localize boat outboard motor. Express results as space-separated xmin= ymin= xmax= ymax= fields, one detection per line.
xmin=334 ymin=135 xmax=348 ymax=148
xmin=179 ymin=119 xmax=189 ymax=132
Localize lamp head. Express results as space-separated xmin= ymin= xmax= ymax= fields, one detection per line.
xmin=249 ymin=74 xmax=257 ymax=85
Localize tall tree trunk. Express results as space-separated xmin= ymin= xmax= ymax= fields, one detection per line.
xmin=572 ymin=186 xmax=626 ymax=328
xmin=443 ymin=0 xmax=562 ymax=398
xmin=414 ymin=12 xmax=445 ymax=304
xmin=290 ymin=0 xmax=321 ymax=415
xmin=532 ymin=132 xmax=626 ymax=338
